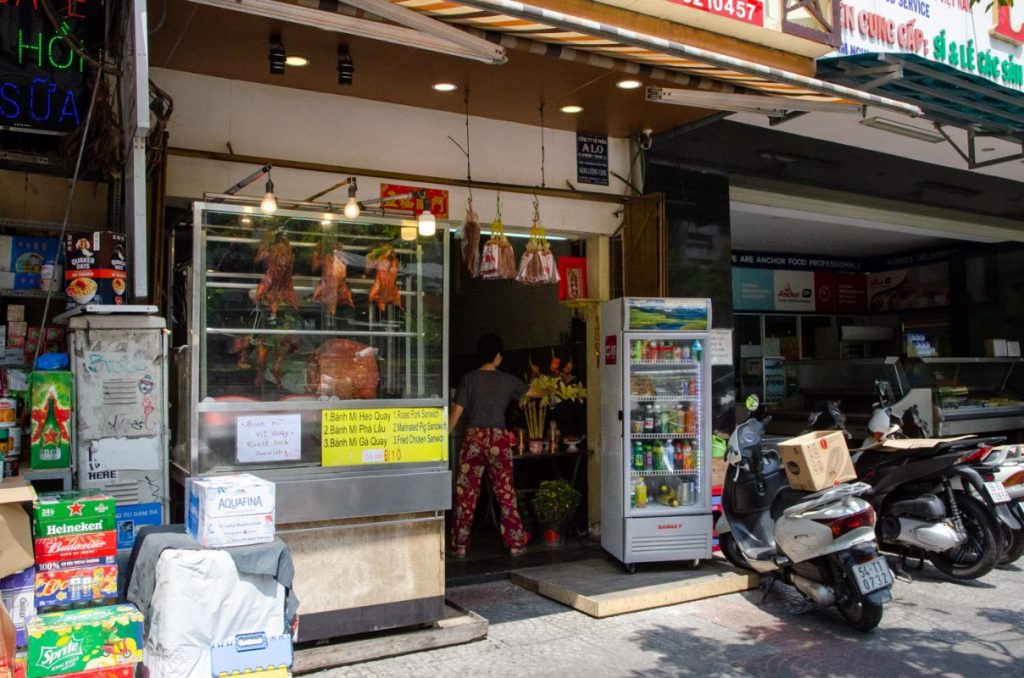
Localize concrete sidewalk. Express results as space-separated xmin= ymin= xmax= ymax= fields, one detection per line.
xmin=322 ymin=558 xmax=1024 ymax=677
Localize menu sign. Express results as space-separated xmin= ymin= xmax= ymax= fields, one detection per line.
xmin=322 ymin=407 xmax=447 ymax=467
xmin=236 ymin=415 xmax=302 ymax=463
xmin=0 ymin=1 xmax=106 ymax=134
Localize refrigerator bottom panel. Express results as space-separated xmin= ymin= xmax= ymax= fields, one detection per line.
xmin=623 ymin=514 xmax=712 ymax=564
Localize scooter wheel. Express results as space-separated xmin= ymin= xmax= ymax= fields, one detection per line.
xmin=929 ymin=493 xmax=1001 ymax=580
xmin=998 ymin=524 xmax=1024 ymax=566
xmin=718 ymin=533 xmax=752 ymax=571
xmin=837 ymin=591 xmax=884 ymax=632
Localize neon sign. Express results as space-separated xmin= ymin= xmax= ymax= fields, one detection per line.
xmin=0 ymin=1 xmax=104 ymax=134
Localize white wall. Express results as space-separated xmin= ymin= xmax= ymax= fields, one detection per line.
xmin=153 ymin=68 xmax=630 ymax=235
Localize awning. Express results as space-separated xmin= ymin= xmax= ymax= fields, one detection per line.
xmin=817 ymin=53 xmax=1024 ymax=139
xmin=393 ymin=0 xmax=922 ymax=116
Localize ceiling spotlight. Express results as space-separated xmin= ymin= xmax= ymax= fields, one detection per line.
xmin=417 ymin=210 xmax=436 ymax=237
xmin=285 ymin=55 xmax=309 ymax=67
xmin=432 ymin=82 xmax=458 ymax=92
xmin=400 ymin=222 xmax=418 ymax=241
xmin=560 ymin=105 xmax=583 ymax=114
xmin=343 ymin=177 xmax=360 ymax=219
xmin=269 ymin=35 xmax=286 ymax=75
xmin=337 ymin=44 xmax=354 ymax=86
xmin=260 ymin=176 xmax=278 ymax=214
xmin=616 ymin=79 xmax=642 ymax=90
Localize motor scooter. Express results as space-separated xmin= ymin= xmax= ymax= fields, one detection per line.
xmin=716 ymin=396 xmax=893 ymax=632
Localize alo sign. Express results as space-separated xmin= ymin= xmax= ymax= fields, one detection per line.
xmin=0 ymin=1 xmax=105 ymax=134
xmin=834 ymin=0 xmax=1024 ymax=90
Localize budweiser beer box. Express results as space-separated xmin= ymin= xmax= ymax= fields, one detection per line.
xmin=34 ymin=531 xmax=117 ymax=564
xmin=33 ymin=564 xmax=118 ymax=610
xmin=64 ymin=232 xmax=128 ymax=309
xmin=26 ymin=604 xmax=143 ymax=678
xmin=33 ymin=492 xmax=116 ymax=539
xmin=186 ymin=473 xmax=276 ymax=548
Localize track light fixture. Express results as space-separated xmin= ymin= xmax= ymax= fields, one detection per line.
xmin=338 ymin=44 xmax=354 ymax=86
xmin=269 ymin=35 xmax=286 ymax=75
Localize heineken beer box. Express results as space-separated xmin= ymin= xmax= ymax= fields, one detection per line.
xmin=28 ymin=370 xmax=73 ymax=469
xmin=26 ymin=604 xmax=143 ymax=678
xmin=34 ymin=492 xmax=116 ymax=539
xmin=187 ymin=473 xmax=276 ymax=548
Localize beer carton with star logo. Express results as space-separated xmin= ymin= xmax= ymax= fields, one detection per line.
xmin=26 ymin=604 xmax=143 ymax=678
xmin=28 ymin=371 xmax=73 ymax=469
xmin=32 ymin=493 xmax=115 ymax=539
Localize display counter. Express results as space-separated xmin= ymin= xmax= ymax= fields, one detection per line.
xmin=171 ymin=202 xmax=450 ymax=641
xmin=911 ymin=358 xmax=1024 ymax=437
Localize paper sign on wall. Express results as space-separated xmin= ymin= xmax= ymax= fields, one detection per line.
xmin=236 ymin=415 xmax=302 ymax=463
xmin=708 ymin=329 xmax=734 ymax=366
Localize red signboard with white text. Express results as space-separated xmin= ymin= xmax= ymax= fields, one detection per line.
xmin=666 ymin=0 xmax=764 ymax=27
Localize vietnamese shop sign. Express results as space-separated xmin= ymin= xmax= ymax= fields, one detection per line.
xmin=834 ymin=0 xmax=1024 ymax=89
xmin=0 ymin=1 xmax=105 ymax=133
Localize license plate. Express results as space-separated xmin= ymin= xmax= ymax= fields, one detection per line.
xmin=851 ymin=557 xmax=894 ymax=595
xmin=986 ymin=481 xmax=1011 ymax=504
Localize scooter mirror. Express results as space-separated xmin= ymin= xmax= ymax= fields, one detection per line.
xmin=745 ymin=394 xmax=760 ymax=412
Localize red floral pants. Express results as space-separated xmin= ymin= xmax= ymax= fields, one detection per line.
xmin=451 ymin=427 xmax=525 ymax=551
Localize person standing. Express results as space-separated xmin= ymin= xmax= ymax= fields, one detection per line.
xmin=449 ymin=334 xmax=545 ymax=558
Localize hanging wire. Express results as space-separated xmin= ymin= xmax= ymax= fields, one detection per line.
xmin=538 ymin=102 xmax=547 ymax=189
xmin=464 ymin=87 xmax=474 ymax=205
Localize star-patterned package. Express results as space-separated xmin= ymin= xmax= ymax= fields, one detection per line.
xmin=33 ymin=493 xmax=115 ymax=539
xmin=28 ymin=370 xmax=73 ymax=469
xmin=26 ymin=604 xmax=143 ymax=678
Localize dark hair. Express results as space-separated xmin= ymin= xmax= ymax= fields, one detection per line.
xmin=477 ymin=333 xmax=503 ymax=365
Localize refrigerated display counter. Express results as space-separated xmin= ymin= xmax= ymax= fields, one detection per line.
xmin=912 ymin=358 xmax=1024 ymax=437
xmin=171 ymin=201 xmax=450 ymax=641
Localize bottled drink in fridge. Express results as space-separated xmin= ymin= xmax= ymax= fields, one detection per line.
xmin=632 ymin=442 xmax=645 ymax=471
xmin=652 ymin=404 xmax=662 ymax=433
xmin=643 ymin=404 xmax=654 ymax=433
xmin=652 ymin=444 xmax=664 ymax=471
xmin=635 ymin=479 xmax=648 ymax=508
xmin=644 ymin=444 xmax=653 ymax=471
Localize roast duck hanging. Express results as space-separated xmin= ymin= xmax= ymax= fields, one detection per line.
xmin=312 ymin=244 xmax=354 ymax=314
xmin=307 ymin=338 xmax=380 ymax=399
xmin=253 ymin=229 xmax=298 ymax=316
xmin=366 ymin=244 xmax=403 ymax=312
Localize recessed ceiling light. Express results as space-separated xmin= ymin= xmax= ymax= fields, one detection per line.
xmin=285 ymin=56 xmax=309 ymax=67
xmin=560 ymin=105 xmax=583 ymax=114
xmin=432 ymin=82 xmax=458 ymax=92
xmin=616 ymin=79 xmax=642 ymax=90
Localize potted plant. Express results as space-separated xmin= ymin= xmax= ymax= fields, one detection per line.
xmin=531 ymin=480 xmax=582 ymax=547
xmin=521 ymin=352 xmax=586 ymax=453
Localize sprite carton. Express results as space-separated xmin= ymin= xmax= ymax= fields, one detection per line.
xmin=33 ymin=492 xmax=116 ymax=539
xmin=26 ymin=603 xmax=143 ymax=678
xmin=28 ymin=370 xmax=73 ymax=469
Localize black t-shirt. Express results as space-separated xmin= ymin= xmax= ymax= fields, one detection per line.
xmin=454 ymin=369 xmax=529 ymax=429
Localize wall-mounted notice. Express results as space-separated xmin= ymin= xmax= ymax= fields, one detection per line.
xmin=236 ymin=414 xmax=302 ymax=463
xmin=322 ymin=407 xmax=447 ymax=467
xmin=577 ymin=133 xmax=609 ymax=186
xmin=708 ymin=329 xmax=734 ymax=366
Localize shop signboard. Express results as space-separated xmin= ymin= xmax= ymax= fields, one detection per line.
xmin=0 ymin=1 xmax=106 ymax=134
xmin=773 ymin=270 xmax=815 ymax=312
xmin=868 ymin=261 xmax=949 ymax=312
xmin=834 ymin=0 xmax=1024 ymax=90
xmin=322 ymin=407 xmax=447 ymax=467
xmin=576 ymin=133 xmax=609 ymax=186
xmin=732 ymin=268 xmax=775 ymax=311
xmin=734 ymin=267 xmax=869 ymax=313
xmin=594 ymin=0 xmax=765 ymax=28
xmin=378 ymin=184 xmax=449 ymax=219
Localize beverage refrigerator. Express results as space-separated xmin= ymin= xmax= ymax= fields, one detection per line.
xmin=600 ymin=298 xmax=713 ymax=571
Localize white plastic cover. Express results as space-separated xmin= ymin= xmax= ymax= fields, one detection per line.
xmin=142 ymin=548 xmax=285 ymax=678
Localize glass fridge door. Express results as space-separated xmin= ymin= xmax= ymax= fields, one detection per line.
xmin=624 ymin=334 xmax=705 ymax=516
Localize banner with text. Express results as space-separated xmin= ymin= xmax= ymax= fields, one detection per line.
xmin=322 ymin=407 xmax=447 ymax=467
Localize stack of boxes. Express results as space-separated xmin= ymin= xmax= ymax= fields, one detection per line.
xmin=1 ymin=305 xmax=66 ymax=367
xmin=63 ymin=232 xmax=127 ymax=309
xmin=22 ymin=492 xmax=144 ymax=678
xmin=0 ymin=236 xmax=60 ymax=292
xmin=3 ymin=305 xmax=25 ymax=367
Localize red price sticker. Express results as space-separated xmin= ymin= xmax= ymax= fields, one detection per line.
xmin=666 ymin=0 xmax=764 ymax=26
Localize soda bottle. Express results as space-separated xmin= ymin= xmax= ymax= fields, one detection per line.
xmin=632 ymin=442 xmax=645 ymax=471
xmin=644 ymin=444 xmax=653 ymax=471
xmin=633 ymin=340 xmax=645 ymax=363
xmin=685 ymin=405 xmax=696 ymax=435
xmin=682 ymin=442 xmax=694 ymax=470
xmin=636 ymin=479 xmax=648 ymax=508
xmin=673 ymin=441 xmax=686 ymax=469
xmin=692 ymin=340 xmax=703 ymax=362
xmin=652 ymin=444 xmax=664 ymax=471
xmin=643 ymin=404 xmax=654 ymax=433
xmin=661 ymin=441 xmax=675 ymax=471
xmin=652 ymin=404 xmax=662 ymax=433
xmin=630 ymin=481 xmax=637 ymax=508
xmin=647 ymin=341 xmax=658 ymax=361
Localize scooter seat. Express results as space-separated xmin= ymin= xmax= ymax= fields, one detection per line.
xmin=770 ymin=487 xmax=815 ymax=520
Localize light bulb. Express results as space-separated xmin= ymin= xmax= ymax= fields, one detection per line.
xmin=417 ymin=211 xmax=436 ymax=237
xmin=343 ymin=196 xmax=360 ymax=219
xmin=400 ymin=223 xmax=418 ymax=241
xmin=320 ymin=215 xmax=333 ymax=229
xmin=260 ymin=178 xmax=277 ymax=213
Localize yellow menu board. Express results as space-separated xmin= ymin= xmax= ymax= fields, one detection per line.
xmin=322 ymin=407 xmax=447 ymax=467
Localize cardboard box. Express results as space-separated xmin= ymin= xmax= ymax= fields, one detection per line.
xmin=6 ymin=324 xmax=24 ymax=340
xmin=28 ymin=370 xmax=73 ymax=469
xmin=0 ymin=568 xmax=34 ymax=644
xmin=0 ymin=478 xmax=36 ymax=579
xmin=778 ymin=431 xmax=857 ymax=492
xmin=33 ymin=564 xmax=118 ymax=609
xmin=33 ymin=531 xmax=117 ymax=564
xmin=26 ymin=604 xmax=143 ymax=677
xmin=33 ymin=492 xmax=116 ymax=539
xmin=0 ymin=272 xmax=14 ymax=291
xmin=711 ymin=457 xmax=728 ymax=489
xmin=0 ymin=237 xmax=12 ymax=271
xmin=64 ymin=232 xmax=128 ymax=309
xmin=1009 ymin=341 xmax=1022 ymax=358
xmin=34 ymin=555 xmax=116 ymax=574
xmin=10 ymin=237 xmax=58 ymax=290
xmin=52 ymin=667 xmax=135 ymax=678
xmin=210 ymin=632 xmax=293 ymax=676
xmin=187 ymin=473 xmax=276 ymax=548
xmin=985 ymin=339 xmax=1008 ymax=357
xmin=4 ymin=307 xmax=23 ymax=323
xmin=115 ymin=502 xmax=162 ymax=552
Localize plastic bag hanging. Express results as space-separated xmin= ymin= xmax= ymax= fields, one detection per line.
xmin=461 ymin=200 xmax=481 ymax=278
xmin=516 ymin=199 xmax=558 ymax=285
xmin=481 ymin=197 xmax=515 ymax=279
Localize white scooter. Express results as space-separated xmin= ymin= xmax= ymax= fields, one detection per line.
xmin=716 ymin=396 xmax=894 ymax=631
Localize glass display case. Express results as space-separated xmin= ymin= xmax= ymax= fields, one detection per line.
xmin=913 ymin=358 xmax=1024 ymax=436
xmin=173 ymin=202 xmax=451 ymax=523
